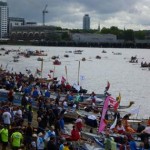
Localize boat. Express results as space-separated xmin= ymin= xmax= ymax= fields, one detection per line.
xmin=74 ymin=50 xmax=83 ymax=54
xmin=33 ymin=50 xmax=47 ymax=56
xmin=13 ymin=56 xmax=19 ymax=62
xmin=0 ymin=48 xmax=5 ymax=51
xmin=64 ymin=54 xmax=69 ymax=58
xmin=53 ymin=59 xmax=61 ymax=65
xmin=82 ymin=58 xmax=86 ymax=61
xmin=102 ymin=50 xmax=107 ymax=53
xmin=65 ymin=51 xmax=72 ymax=53
xmin=96 ymin=56 xmax=101 ymax=59
xmin=129 ymin=60 xmax=138 ymax=63
xmin=37 ymin=57 xmax=43 ymax=61
xmin=113 ymin=52 xmax=122 ymax=55
xmin=141 ymin=62 xmax=150 ymax=68
xmin=51 ymin=56 xmax=59 ymax=60
xmin=79 ymin=100 xmax=134 ymax=112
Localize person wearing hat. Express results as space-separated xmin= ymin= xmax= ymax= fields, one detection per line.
xmin=0 ymin=125 xmax=9 ymax=150
xmin=10 ymin=128 xmax=23 ymax=150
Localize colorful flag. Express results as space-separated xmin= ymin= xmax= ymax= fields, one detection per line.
xmin=109 ymin=96 xmax=119 ymax=110
xmin=98 ymin=96 xmax=119 ymax=133
xmin=104 ymin=81 xmax=110 ymax=92
xmin=110 ymin=117 xmax=117 ymax=130
xmin=116 ymin=93 xmax=121 ymax=103
xmin=98 ymin=96 xmax=110 ymax=132
xmin=61 ymin=76 xmax=66 ymax=84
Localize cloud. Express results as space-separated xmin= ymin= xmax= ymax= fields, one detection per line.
xmin=6 ymin=0 xmax=150 ymax=30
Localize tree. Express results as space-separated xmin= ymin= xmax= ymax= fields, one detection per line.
xmin=124 ymin=29 xmax=134 ymax=41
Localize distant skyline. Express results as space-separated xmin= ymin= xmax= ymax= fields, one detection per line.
xmin=4 ymin=0 xmax=150 ymax=30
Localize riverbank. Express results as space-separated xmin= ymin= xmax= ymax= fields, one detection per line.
xmin=1 ymin=40 xmax=150 ymax=49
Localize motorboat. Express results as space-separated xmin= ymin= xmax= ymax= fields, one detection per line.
xmin=53 ymin=59 xmax=61 ymax=65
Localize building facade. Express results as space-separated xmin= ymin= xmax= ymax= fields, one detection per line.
xmin=9 ymin=25 xmax=70 ymax=41
xmin=72 ymin=33 xmax=117 ymax=43
xmin=8 ymin=17 xmax=25 ymax=35
xmin=83 ymin=14 xmax=90 ymax=30
xmin=0 ymin=1 xmax=8 ymax=38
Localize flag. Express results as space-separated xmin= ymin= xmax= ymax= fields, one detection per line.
xmin=73 ymin=83 xmax=80 ymax=92
xmin=80 ymin=75 xmax=85 ymax=81
xmin=127 ymin=107 xmax=140 ymax=115
xmin=48 ymin=74 xmax=51 ymax=78
xmin=98 ymin=96 xmax=119 ymax=133
xmin=116 ymin=93 xmax=121 ymax=103
xmin=98 ymin=96 xmax=110 ymax=133
xmin=109 ymin=96 xmax=119 ymax=110
xmin=104 ymin=81 xmax=110 ymax=92
xmin=61 ymin=76 xmax=66 ymax=84
xmin=110 ymin=117 xmax=117 ymax=130
xmin=50 ymin=70 xmax=54 ymax=73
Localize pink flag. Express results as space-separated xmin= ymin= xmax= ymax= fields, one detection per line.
xmin=109 ymin=96 xmax=119 ymax=110
xmin=98 ymin=96 xmax=119 ymax=133
xmin=61 ymin=76 xmax=66 ymax=84
xmin=98 ymin=96 xmax=110 ymax=133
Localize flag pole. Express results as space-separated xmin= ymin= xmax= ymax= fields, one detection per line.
xmin=40 ymin=59 xmax=43 ymax=78
xmin=136 ymin=105 xmax=141 ymax=119
xmin=77 ymin=61 xmax=80 ymax=85
xmin=53 ymin=65 xmax=55 ymax=79
xmin=65 ymin=66 xmax=68 ymax=83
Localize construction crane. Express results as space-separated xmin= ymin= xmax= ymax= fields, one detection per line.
xmin=42 ymin=4 xmax=48 ymax=26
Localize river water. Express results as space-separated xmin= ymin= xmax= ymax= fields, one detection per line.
xmin=0 ymin=45 xmax=150 ymax=118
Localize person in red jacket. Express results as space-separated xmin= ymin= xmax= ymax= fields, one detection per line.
xmin=70 ymin=126 xmax=80 ymax=141
xmin=75 ymin=115 xmax=83 ymax=131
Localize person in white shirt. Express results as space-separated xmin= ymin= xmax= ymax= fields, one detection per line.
xmin=63 ymin=101 xmax=68 ymax=109
xmin=2 ymin=111 xmax=12 ymax=125
xmin=16 ymin=107 xmax=22 ymax=118
xmin=140 ymin=125 xmax=150 ymax=142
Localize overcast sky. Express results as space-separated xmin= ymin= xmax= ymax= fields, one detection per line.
xmin=5 ymin=0 xmax=150 ymax=30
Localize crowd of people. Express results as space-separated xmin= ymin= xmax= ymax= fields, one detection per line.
xmin=1 ymin=68 xmax=150 ymax=150
xmin=103 ymin=112 xmax=150 ymax=150
xmin=0 ymin=69 xmax=84 ymax=150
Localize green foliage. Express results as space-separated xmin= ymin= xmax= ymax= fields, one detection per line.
xmin=134 ymin=30 xmax=146 ymax=40
xmin=61 ymin=32 xmax=70 ymax=41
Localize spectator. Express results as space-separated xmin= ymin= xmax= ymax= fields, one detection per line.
xmin=11 ymin=128 xmax=23 ymax=150
xmin=0 ymin=125 xmax=9 ymax=150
